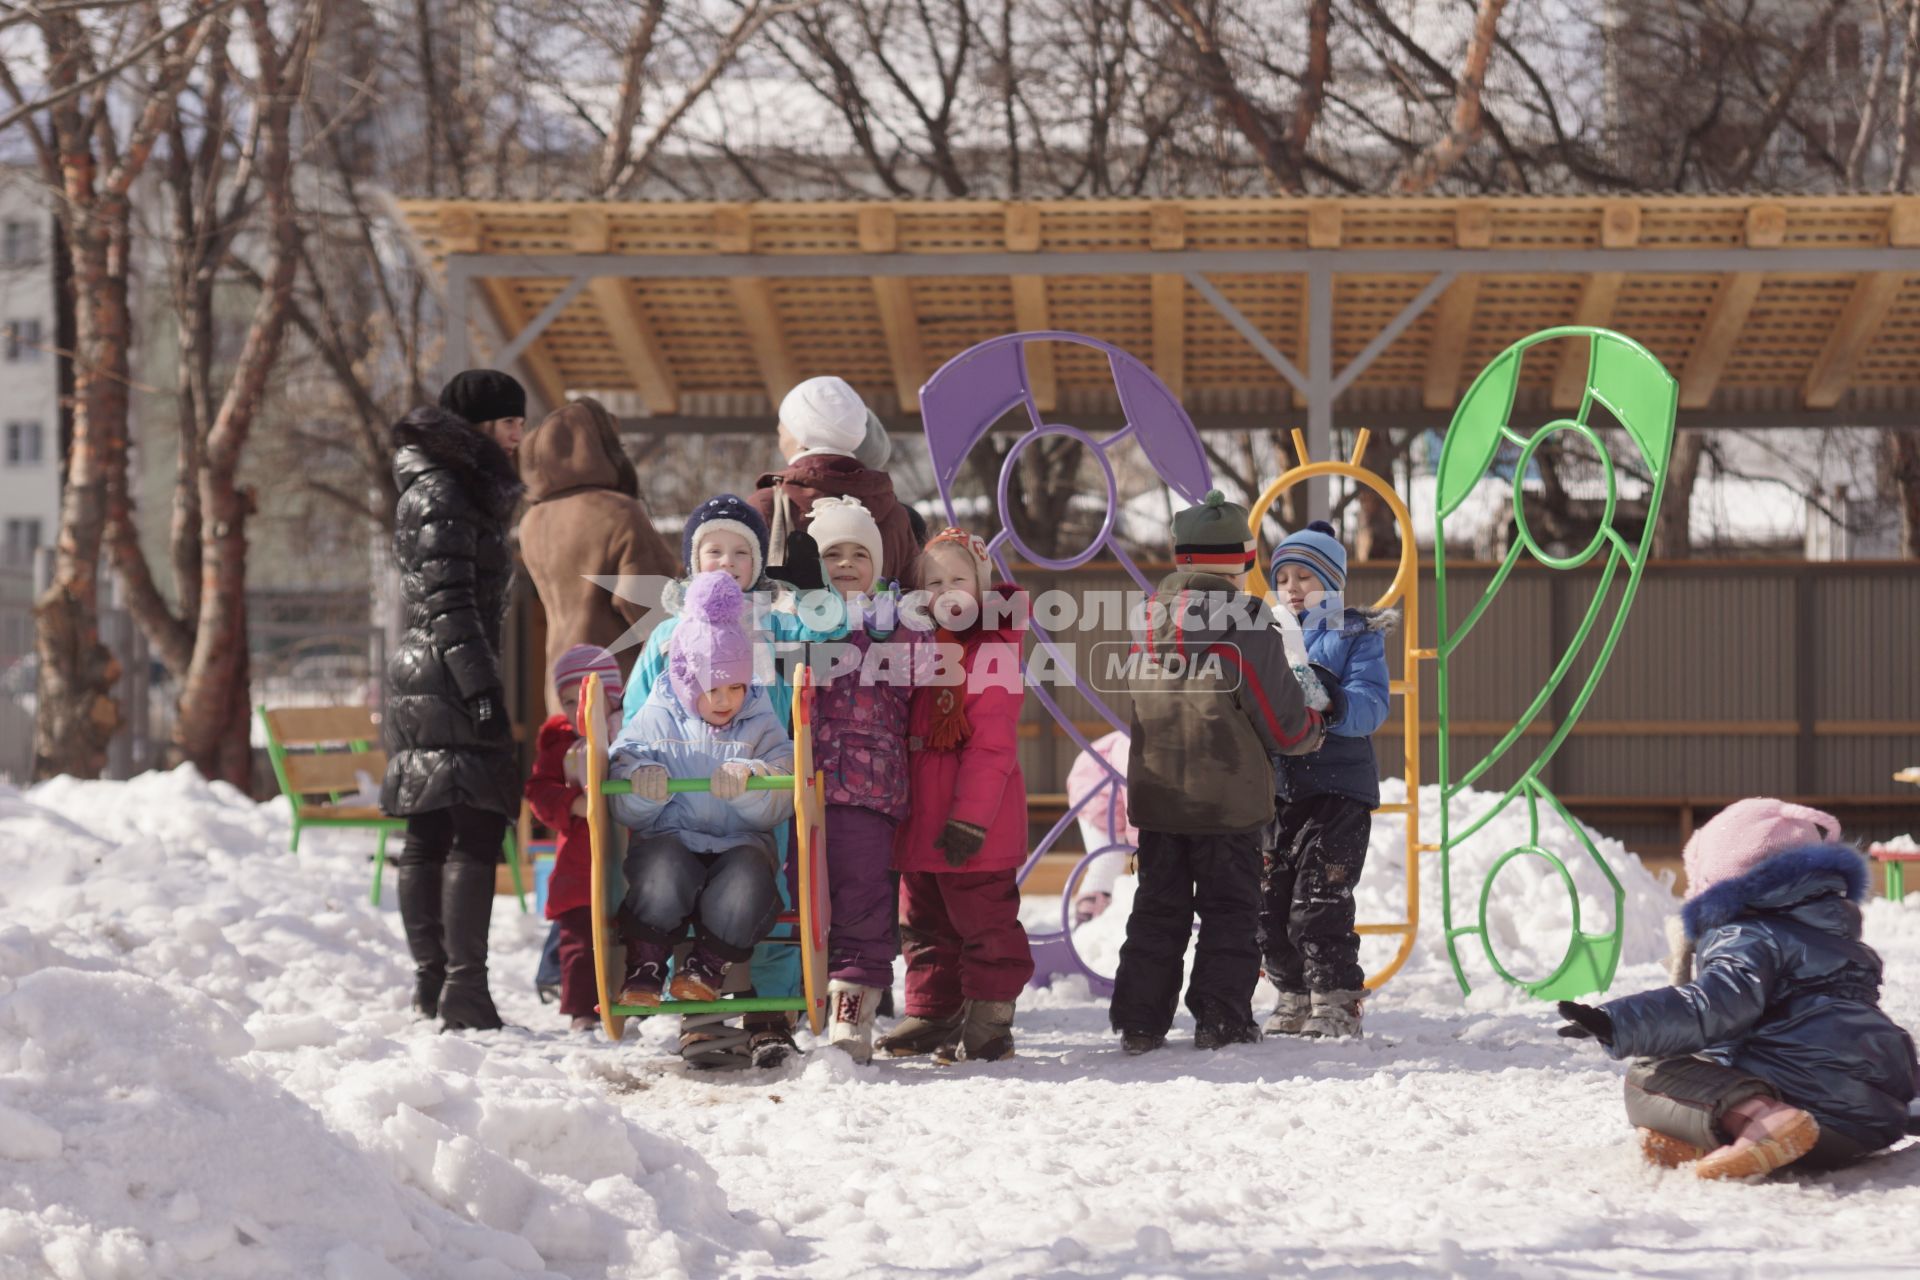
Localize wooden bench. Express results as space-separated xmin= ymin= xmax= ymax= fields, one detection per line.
xmin=257 ymin=704 xmax=525 ymax=911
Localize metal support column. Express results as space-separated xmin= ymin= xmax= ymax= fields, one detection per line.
xmin=494 ymin=275 xmax=589 ymax=368
xmin=1306 ymin=268 xmax=1333 ymax=524
xmin=1189 ymin=268 xmax=1454 ymax=527
xmin=442 ymin=256 xmax=471 ymax=387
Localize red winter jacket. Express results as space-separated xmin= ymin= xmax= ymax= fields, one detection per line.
xmin=525 ymin=714 xmax=591 ymax=919
xmin=892 ymin=587 xmax=1028 ymax=875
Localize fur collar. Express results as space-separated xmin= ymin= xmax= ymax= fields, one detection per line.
xmin=1341 ymin=605 xmax=1399 ymax=635
xmin=392 ymin=407 xmax=524 ymax=521
xmin=1682 ymin=842 xmax=1869 ymax=938
xmin=1294 ymin=603 xmax=1399 ymax=635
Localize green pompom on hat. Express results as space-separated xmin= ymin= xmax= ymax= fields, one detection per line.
xmin=1171 ymin=489 xmax=1256 ymax=573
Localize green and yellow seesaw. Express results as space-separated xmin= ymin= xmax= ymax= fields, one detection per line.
xmin=574 ymin=668 xmax=831 ymax=1043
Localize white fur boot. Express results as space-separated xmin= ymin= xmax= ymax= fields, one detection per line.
xmin=826 ymin=980 xmax=881 ymax=1065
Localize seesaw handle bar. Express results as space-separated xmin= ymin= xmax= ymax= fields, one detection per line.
xmin=599 ymin=775 xmax=795 ymax=796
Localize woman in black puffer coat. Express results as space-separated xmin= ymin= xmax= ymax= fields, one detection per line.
xmin=382 ymin=372 xmax=526 ymax=1031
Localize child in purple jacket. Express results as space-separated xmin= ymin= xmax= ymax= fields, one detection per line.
xmin=803 ymin=496 xmax=922 ymax=1063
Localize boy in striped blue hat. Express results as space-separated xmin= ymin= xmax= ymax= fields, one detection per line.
xmin=1262 ymin=520 xmax=1396 ymax=1041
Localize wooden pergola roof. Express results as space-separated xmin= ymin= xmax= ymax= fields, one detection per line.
xmin=394 ymin=194 xmax=1920 ymax=435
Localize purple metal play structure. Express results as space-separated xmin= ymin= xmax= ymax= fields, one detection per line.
xmin=917 ymin=332 xmax=1214 ymax=995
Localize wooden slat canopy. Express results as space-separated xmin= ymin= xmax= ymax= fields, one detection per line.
xmin=394 ymin=194 xmax=1920 ymax=429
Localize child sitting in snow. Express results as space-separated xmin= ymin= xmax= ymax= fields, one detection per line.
xmin=1110 ymin=491 xmax=1324 ymax=1055
xmin=1260 ymin=520 xmax=1394 ymax=1040
xmin=1557 ymin=799 xmax=1918 ymax=1178
xmin=878 ymin=528 xmax=1034 ymax=1063
xmin=608 ymin=573 xmax=796 ymax=1011
xmin=800 ymin=496 xmax=922 ymax=1062
xmin=524 ymin=645 xmax=625 ymax=1033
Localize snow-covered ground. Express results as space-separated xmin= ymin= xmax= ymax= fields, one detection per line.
xmin=0 ymin=768 xmax=1915 ymax=1279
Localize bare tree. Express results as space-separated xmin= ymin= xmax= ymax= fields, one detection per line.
xmin=1887 ymin=429 xmax=1920 ymax=554
xmin=1392 ymin=0 xmax=1510 ymax=192
xmin=1 ymin=1 xmax=226 ymax=780
xmin=1653 ymin=433 xmax=1708 ymax=560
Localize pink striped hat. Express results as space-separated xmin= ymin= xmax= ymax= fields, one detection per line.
xmin=551 ymin=644 xmax=623 ymax=703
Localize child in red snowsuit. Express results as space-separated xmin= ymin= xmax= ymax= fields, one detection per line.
xmin=878 ymin=527 xmax=1034 ymax=1063
xmin=525 ymin=645 xmax=625 ymax=1031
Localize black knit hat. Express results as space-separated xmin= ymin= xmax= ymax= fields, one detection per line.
xmin=438 ymin=369 xmax=527 ymax=425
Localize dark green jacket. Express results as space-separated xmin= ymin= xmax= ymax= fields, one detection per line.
xmin=1126 ymin=571 xmax=1324 ymax=835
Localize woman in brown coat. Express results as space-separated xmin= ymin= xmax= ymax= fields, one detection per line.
xmin=517 ymin=398 xmax=679 ymax=713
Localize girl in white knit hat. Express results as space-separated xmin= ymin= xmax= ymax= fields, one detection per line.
xmin=800 ymin=496 xmax=933 ymax=1061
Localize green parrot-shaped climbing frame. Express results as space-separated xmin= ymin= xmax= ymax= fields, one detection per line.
xmin=1435 ymin=326 xmax=1678 ymax=1000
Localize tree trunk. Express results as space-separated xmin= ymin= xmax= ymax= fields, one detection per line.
xmin=34 ymin=209 xmax=132 ymax=779
xmin=1654 ymin=431 xmax=1707 ymax=559
xmin=170 ymin=482 xmax=254 ymax=787
xmin=1355 ymin=431 xmax=1404 ymax=561
xmin=163 ymin=0 xmax=313 ymax=789
xmin=1888 ymin=428 xmax=1920 ymax=556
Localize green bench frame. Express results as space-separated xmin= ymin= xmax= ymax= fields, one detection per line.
xmin=257 ymin=703 xmax=525 ymax=910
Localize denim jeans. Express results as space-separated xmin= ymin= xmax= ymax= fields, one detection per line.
xmin=622 ymin=832 xmax=779 ymax=961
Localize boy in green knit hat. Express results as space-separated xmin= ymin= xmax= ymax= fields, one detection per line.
xmin=1111 ymin=490 xmax=1326 ymax=1054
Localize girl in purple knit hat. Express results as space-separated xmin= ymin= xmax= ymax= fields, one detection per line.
xmin=1557 ymin=798 xmax=1918 ymax=1179
xmin=607 ymin=573 xmax=796 ymax=1009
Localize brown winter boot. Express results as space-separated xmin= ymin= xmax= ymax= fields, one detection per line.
xmin=876 ymin=1009 xmax=965 ymax=1059
xmin=669 ymin=945 xmax=728 ymax=1003
xmin=938 ymin=1000 xmax=1016 ymax=1063
xmin=1638 ymin=1128 xmax=1708 ymax=1168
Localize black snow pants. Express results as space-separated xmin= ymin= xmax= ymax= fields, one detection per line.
xmin=1260 ymin=793 xmax=1370 ymax=994
xmin=1109 ymin=828 xmax=1263 ymax=1037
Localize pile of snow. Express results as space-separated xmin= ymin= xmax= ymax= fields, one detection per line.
xmin=0 ymin=765 xmax=1914 ymax=1278
xmin=0 ymin=769 xmax=770 ymax=1279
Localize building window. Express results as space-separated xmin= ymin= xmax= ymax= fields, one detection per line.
xmin=4 ymin=319 xmax=43 ymax=361
xmin=4 ymin=422 xmax=42 ymax=466
xmin=3 ymin=519 xmax=41 ymax=568
xmin=1 ymin=219 xmax=38 ymax=264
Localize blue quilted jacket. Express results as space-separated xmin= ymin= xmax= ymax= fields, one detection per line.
xmin=1601 ymin=844 xmax=1918 ymax=1151
xmin=1271 ymin=606 xmax=1394 ymax=809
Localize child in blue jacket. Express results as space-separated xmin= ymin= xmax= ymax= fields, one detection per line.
xmin=1261 ymin=521 xmax=1393 ymax=1040
xmin=1557 ymin=799 xmax=1917 ymax=1179
xmin=620 ymin=493 xmax=848 ymax=1065
xmin=609 ymin=572 xmax=795 ymax=1009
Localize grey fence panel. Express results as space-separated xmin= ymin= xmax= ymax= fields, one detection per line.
xmin=1011 ymin=561 xmax=1920 ymax=836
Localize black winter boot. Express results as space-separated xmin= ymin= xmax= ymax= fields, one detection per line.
xmin=744 ymin=1011 xmax=799 ymax=1069
xmin=396 ymin=862 xmax=446 ymax=1019
xmin=1194 ymin=999 xmax=1260 ymax=1050
xmin=1194 ymin=1016 xmax=1260 ymax=1050
xmin=438 ymin=860 xmax=504 ymax=1031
